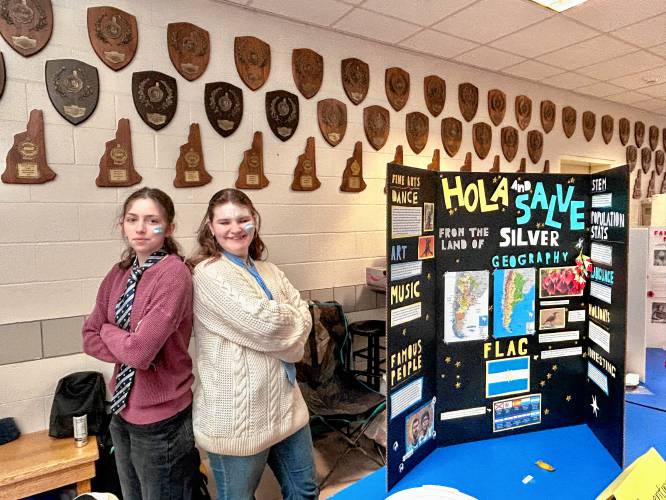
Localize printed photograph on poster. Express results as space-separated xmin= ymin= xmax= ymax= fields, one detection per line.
xmin=652 ymin=302 xmax=666 ymax=323
xmin=654 ymin=249 xmax=666 ymax=267
xmin=404 ymin=398 xmax=435 ymax=460
xmin=493 ymin=268 xmax=536 ymax=338
xmin=493 ymin=394 xmax=541 ymax=432
xmin=538 ymin=307 xmax=566 ymax=330
xmin=485 ymin=356 xmax=530 ymax=398
xmin=418 ymin=235 xmax=435 ymax=260
xmin=539 ymin=266 xmax=585 ymax=299
xmin=443 ymin=270 xmax=489 ymax=343
xmin=423 ymin=202 xmax=434 ymax=232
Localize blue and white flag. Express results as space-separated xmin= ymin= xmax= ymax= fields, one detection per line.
xmin=486 ymin=356 xmax=530 ymax=398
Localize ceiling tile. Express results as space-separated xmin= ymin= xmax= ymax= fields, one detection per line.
xmin=431 ymin=0 xmax=553 ymax=44
xmin=575 ymin=81 xmax=626 ymax=97
xmin=399 ymin=29 xmax=478 ymax=58
xmin=490 ymin=16 xmax=599 ymax=58
xmin=605 ymin=91 xmax=655 ymax=104
xmin=649 ymin=43 xmax=666 ymax=58
xmin=362 ymin=0 xmax=477 ymax=28
xmin=502 ymin=60 xmax=563 ymax=80
xmin=639 ymin=82 xmax=666 ymax=99
xmin=631 ymin=97 xmax=666 ymax=112
xmin=249 ymin=0 xmax=353 ymax=26
xmin=537 ymin=35 xmax=635 ymax=71
xmin=542 ymin=72 xmax=598 ymax=90
xmin=332 ymin=8 xmax=421 ymax=43
xmin=576 ymin=50 xmax=665 ymax=80
xmin=609 ymin=66 xmax=666 ymax=90
xmin=563 ymin=0 xmax=666 ymax=32
xmin=612 ymin=13 xmax=666 ymax=48
xmin=453 ymin=46 xmax=525 ymax=71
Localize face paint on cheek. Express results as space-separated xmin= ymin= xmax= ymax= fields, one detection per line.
xmin=152 ymin=227 xmax=163 ymax=234
xmin=243 ymin=223 xmax=255 ymax=234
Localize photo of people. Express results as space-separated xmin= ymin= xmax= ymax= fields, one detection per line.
xmin=652 ymin=302 xmax=666 ymax=323
xmin=404 ymin=399 xmax=435 ymax=458
xmin=654 ymin=249 xmax=666 ymax=267
xmin=423 ymin=202 xmax=434 ymax=232
xmin=539 ymin=307 xmax=566 ymax=330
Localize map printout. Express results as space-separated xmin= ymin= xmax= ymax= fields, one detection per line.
xmin=444 ymin=270 xmax=489 ymax=342
xmin=493 ymin=268 xmax=536 ymax=338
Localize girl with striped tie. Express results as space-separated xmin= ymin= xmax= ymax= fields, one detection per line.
xmin=82 ymin=187 xmax=196 ymax=499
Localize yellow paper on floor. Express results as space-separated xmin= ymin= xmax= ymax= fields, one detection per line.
xmin=596 ymin=447 xmax=666 ymax=500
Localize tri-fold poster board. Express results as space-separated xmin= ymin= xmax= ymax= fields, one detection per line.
xmin=385 ymin=163 xmax=629 ymax=490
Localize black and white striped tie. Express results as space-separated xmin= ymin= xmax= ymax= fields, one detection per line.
xmin=109 ymin=250 xmax=167 ymax=415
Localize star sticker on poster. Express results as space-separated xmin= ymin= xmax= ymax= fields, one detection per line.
xmin=565 ymin=395 xmax=572 ymax=402
xmin=454 ymin=361 xmax=461 ymax=368
xmin=540 ymin=380 xmax=546 ymax=387
xmin=591 ymin=395 xmax=599 ymax=417
xmin=544 ymin=409 xmax=550 ymax=415
xmin=552 ymin=364 xmax=558 ymax=371
xmin=547 ymin=373 xmax=552 ymax=379
xmin=455 ymin=382 xmax=461 ymax=389
xmin=444 ymin=356 xmax=451 ymax=364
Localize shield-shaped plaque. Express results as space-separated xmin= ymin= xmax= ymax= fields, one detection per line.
xmin=487 ymin=89 xmax=505 ymax=127
xmin=619 ymin=118 xmax=630 ymax=146
xmin=441 ymin=117 xmax=462 ymax=157
xmin=0 ymin=52 xmax=6 ymax=100
xmin=635 ymin=121 xmax=645 ymax=147
xmin=132 ymin=71 xmax=177 ymax=131
xmin=515 ymin=95 xmax=532 ymax=131
xmin=266 ymin=90 xmax=299 ymax=142
xmin=641 ymin=147 xmax=651 ymax=174
xmin=341 ymin=58 xmax=369 ymax=106
xmin=406 ymin=112 xmax=428 ymax=154
xmin=363 ymin=105 xmax=389 ymax=151
xmin=501 ymin=126 xmax=518 ymax=163
xmin=234 ymin=36 xmax=270 ymax=91
xmin=458 ymin=83 xmax=478 ymax=122
xmin=292 ymin=48 xmax=322 ymax=99
xmin=582 ymin=111 xmax=595 ymax=142
xmin=632 ymin=169 xmax=642 ymax=199
xmin=540 ymin=100 xmax=555 ymax=134
xmin=2 ymin=109 xmax=55 ymax=184
xmin=562 ymin=106 xmax=576 ymax=138
xmin=424 ymin=75 xmax=445 ymax=117
xmin=472 ymin=122 xmax=491 ymax=160
xmin=167 ymin=23 xmax=210 ymax=81
xmin=0 ymin=0 xmax=52 ymax=57
xmin=626 ymin=146 xmax=637 ymax=172
xmin=601 ymin=115 xmax=613 ymax=145
xmin=87 ymin=6 xmax=137 ymax=71
xmin=205 ymin=82 xmax=243 ymax=138
xmin=648 ymin=125 xmax=658 ymax=151
xmin=655 ymin=150 xmax=664 ymax=176
xmin=527 ymin=130 xmax=543 ymax=164
xmin=317 ymin=98 xmax=346 ymax=147
xmin=45 ymin=59 xmax=99 ymax=126
xmin=385 ymin=67 xmax=409 ymax=111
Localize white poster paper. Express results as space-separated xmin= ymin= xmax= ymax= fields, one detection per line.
xmin=391 ymin=302 xmax=421 ymax=326
xmin=589 ymin=321 xmax=611 ymax=353
xmin=391 ymin=261 xmax=422 ymax=281
xmin=591 ymin=243 xmax=613 ymax=266
xmin=390 ymin=377 xmax=423 ymax=419
xmin=590 ymin=281 xmax=612 ymax=304
xmin=391 ymin=206 xmax=422 ymax=239
xmin=540 ymin=346 xmax=583 ymax=359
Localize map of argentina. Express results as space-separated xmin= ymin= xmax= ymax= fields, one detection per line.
xmin=493 ymin=268 xmax=536 ymax=338
xmin=444 ymin=270 xmax=489 ymax=343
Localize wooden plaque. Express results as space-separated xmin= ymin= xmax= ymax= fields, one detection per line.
xmin=0 ymin=0 xmax=52 ymax=57
xmin=619 ymin=118 xmax=630 ymax=146
xmin=406 ymin=111 xmax=428 ymax=154
xmin=317 ymin=98 xmax=346 ymax=147
xmin=427 ymin=149 xmax=440 ymax=172
xmin=487 ymin=89 xmax=506 ymax=127
xmin=441 ymin=117 xmax=462 ymax=157
xmin=582 ymin=111 xmax=595 ymax=142
xmin=648 ymin=171 xmax=656 ymax=198
xmin=527 ymin=130 xmax=543 ymax=164
xmin=385 ymin=67 xmax=409 ymax=111
xmin=174 ymin=123 xmax=212 ymax=188
xmin=292 ymin=48 xmax=322 ymax=99
xmin=460 ymin=152 xmax=472 ymax=172
xmin=424 ymin=75 xmax=445 ymax=117
xmin=291 ymin=136 xmax=320 ymax=191
xmin=96 ymin=118 xmax=141 ymax=187
xmin=2 ymin=109 xmax=55 ymax=184
xmin=234 ymin=36 xmax=270 ymax=91
xmin=45 ymin=59 xmax=99 ymax=126
xmin=632 ymin=169 xmax=642 ymax=199
xmin=341 ymin=58 xmax=368 ymax=105
xmin=515 ymin=95 xmax=532 ymax=131
xmin=562 ymin=106 xmax=576 ymax=138
xmin=542 ymin=160 xmax=550 ymax=173
xmin=489 ymin=155 xmax=500 ymax=173
xmin=458 ymin=83 xmax=478 ymax=122
xmin=626 ymin=145 xmax=637 ymax=172
xmin=205 ymin=81 xmax=243 ymax=138
xmin=341 ymin=141 xmax=365 ymax=192
xmin=540 ymin=100 xmax=555 ymax=134
xmin=516 ymin=158 xmax=526 ymax=173
xmin=236 ymin=131 xmax=268 ymax=189
xmin=266 ymin=90 xmax=299 ymax=142
xmin=472 ymin=122 xmax=491 ymax=160
xmin=635 ymin=121 xmax=645 ymax=147
xmin=132 ymin=71 xmax=177 ymax=131
xmin=0 ymin=52 xmax=5 ymax=100
xmin=363 ymin=105 xmax=389 ymax=151
xmin=87 ymin=6 xmax=137 ymax=71
xmin=648 ymin=125 xmax=658 ymax=151
xmin=167 ymin=23 xmax=210 ymax=81
xmin=601 ymin=115 xmax=613 ymax=145
xmin=655 ymin=150 xmax=664 ymax=176
xmin=394 ymin=145 xmax=403 ymax=164
xmin=662 ymin=173 xmax=666 ymax=195
xmin=641 ymin=147 xmax=651 ymax=174
xmin=663 ymin=128 xmax=665 ymax=151
xmin=501 ymin=126 xmax=518 ymax=163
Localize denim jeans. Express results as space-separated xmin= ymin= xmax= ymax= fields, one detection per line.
xmin=208 ymin=424 xmax=318 ymax=500
xmin=109 ymin=405 xmax=196 ymax=500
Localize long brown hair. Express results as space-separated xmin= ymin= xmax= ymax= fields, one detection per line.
xmin=187 ymin=188 xmax=266 ymax=269
xmin=119 ymin=187 xmax=181 ymax=269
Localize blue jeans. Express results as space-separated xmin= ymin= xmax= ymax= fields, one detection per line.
xmin=208 ymin=424 xmax=318 ymax=500
xmin=109 ymin=405 xmax=196 ymax=500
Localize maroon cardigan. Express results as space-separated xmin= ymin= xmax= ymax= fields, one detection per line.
xmin=82 ymin=254 xmax=194 ymax=424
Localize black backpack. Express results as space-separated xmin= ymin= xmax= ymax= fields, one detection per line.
xmin=49 ymin=371 xmax=107 ymax=438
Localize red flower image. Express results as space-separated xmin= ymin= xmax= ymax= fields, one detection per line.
xmin=539 ymin=266 xmax=585 ymax=298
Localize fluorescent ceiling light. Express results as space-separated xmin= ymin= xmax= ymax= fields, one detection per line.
xmin=528 ymin=0 xmax=589 ymax=12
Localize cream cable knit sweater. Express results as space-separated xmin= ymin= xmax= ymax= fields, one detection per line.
xmin=192 ymin=256 xmax=312 ymax=456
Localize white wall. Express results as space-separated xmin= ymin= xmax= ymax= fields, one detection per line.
xmin=0 ymin=0 xmax=664 ymax=432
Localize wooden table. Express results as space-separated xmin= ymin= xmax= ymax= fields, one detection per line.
xmin=0 ymin=431 xmax=98 ymax=499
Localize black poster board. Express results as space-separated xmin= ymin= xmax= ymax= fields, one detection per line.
xmin=385 ymin=163 xmax=629 ymax=491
